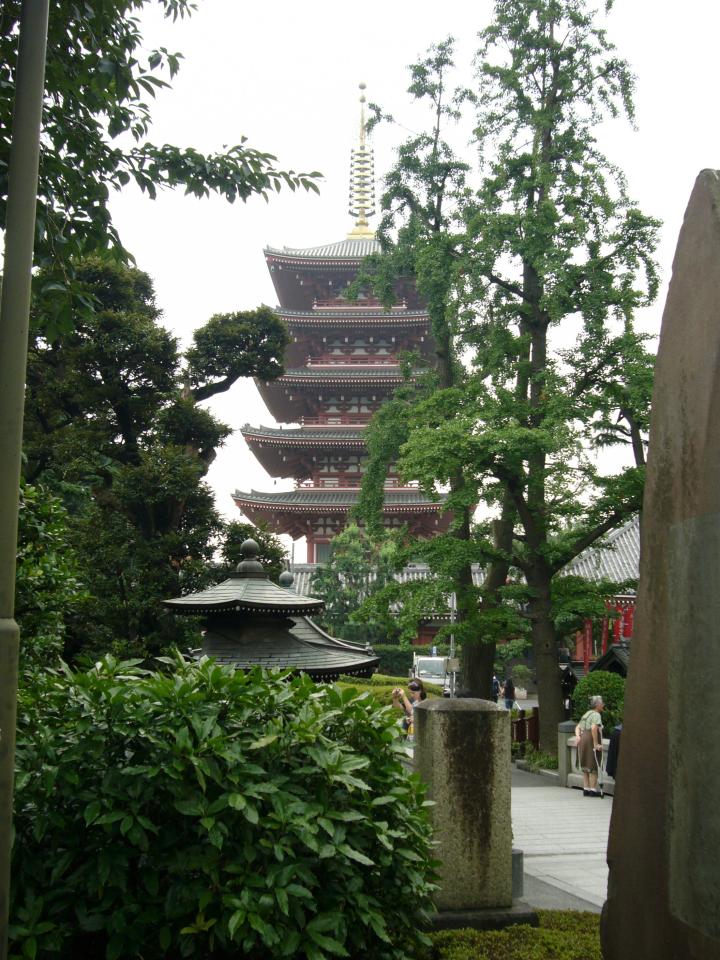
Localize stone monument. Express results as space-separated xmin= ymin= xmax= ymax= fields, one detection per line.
xmin=414 ymin=699 xmax=536 ymax=929
xmin=602 ymin=170 xmax=720 ymax=959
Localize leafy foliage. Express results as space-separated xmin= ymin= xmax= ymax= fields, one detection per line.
xmin=311 ymin=525 xmax=402 ymax=632
xmin=428 ymin=910 xmax=601 ymax=959
xmin=571 ymin=670 xmax=625 ymax=731
xmin=10 ymin=656 xmax=436 ymax=960
xmin=0 ymin=1 xmax=320 ymax=336
xmin=15 ymin=482 xmax=88 ymax=673
xmin=221 ymin=522 xmax=287 ymax=584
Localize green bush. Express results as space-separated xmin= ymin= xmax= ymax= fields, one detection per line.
xmin=373 ymin=644 xmax=453 ymax=677
xmin=511 ymin=664 xmax=533 ymax=687
xmin=429 ymin=910 xmax=601 ymax=959
xmin=522 ymin=745 xmax=559 ymax=772
xmin=571 ymin=670 xmax=625 ymax=731
xmin=10 ymin=655 xmax=435 ymax=960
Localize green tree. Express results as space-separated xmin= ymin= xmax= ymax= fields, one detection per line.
xmin=310 ymin=525 xmax=401 ymax=633
xmin=24 ymin=258 xmax=289 ymax=659
xmin=0 ymin=0 xmax=320 ymax=336
xmin=355 ymin=41 xmax=517 ymax=695
xmin=221 ymin=521 xmax=287 ymax=583
xmin=395 ymin=1 xmax=658 ymax=750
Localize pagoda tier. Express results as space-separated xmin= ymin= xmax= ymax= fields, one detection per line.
xmin=233 ymin=488 xmax=451 ymax=562
xmin=240 ymin=424 xmax=366 ymax=481
xmin=264 ymin=238 xmax=424 ymax=311
xmin=255 ymin=365 xmax=415 ymax=423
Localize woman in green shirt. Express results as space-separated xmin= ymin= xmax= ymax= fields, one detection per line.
xmin=575 ymin=695 xmax=605 ymax=797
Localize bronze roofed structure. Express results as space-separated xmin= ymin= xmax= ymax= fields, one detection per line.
xmin=164 ymin=539 xmax=378 ymax=679
xmin=237 ymin=85 xmax=451 ymax=561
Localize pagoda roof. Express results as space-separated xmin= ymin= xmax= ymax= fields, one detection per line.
xmin=275 ymin=366 xmax=407 ymax=383
xmin=277 ymin=307 xmax=429 ymax=324
xmin=201 ymin=625 xmax=378 ymax=679
xmin=265 ymin=237 xmax=381 ymax=261
xmin=164 ymin=573 xmax=325 ymax=616
xmin=242 ymin=424 xmax=366 ymax=444
xmin=233 ymin=488 xmax=445 ymax=512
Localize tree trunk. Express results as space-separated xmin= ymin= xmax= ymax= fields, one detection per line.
xmin=527 ymin=567 xmax=563 ymax=754
xmin=461 ymin=641 xmax=495 ymax=698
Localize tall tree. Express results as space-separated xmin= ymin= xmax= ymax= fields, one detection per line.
xmin=355 ymin=42 xmax=517 ymax=695
xmin=24 ymin=258 xmax=289 ymax=659
xmin=397 ymin=0 xmax=658 ymax=750
xmin=0 ymin=0 xmax=320 ymax=336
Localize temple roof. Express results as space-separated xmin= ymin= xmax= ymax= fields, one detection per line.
xmin=241 ymin=424 xmax=366 ymax=444
xmin=562 ymin=515 xmax=639 ymax=586
xmin=233 ymin=488 xmax=445 ymax=511
xmin=277 ymin=307 xmax=429 ymax=322
xmin=273 ymin=367 xmax=408 ymax=382
xmin=265 ymin=237 xmax=381 ymax=261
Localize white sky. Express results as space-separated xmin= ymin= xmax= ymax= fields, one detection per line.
xmin=107 ymin=0 xmax=720 ymax=557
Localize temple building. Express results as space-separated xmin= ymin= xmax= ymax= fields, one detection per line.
xmin=234 ymin=87 xmax=450 ymax=561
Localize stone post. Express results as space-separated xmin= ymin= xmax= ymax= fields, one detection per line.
xmin=557 ymin=720 xmax=576 ymax=788
xmin=414 ymin=699 xmax=511 ymax=912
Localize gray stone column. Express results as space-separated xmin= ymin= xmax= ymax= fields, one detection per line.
xmin=557 ymin=720 xmax=576 ymax=788
xmin=414 ymin=699 xmax=511 ymax=910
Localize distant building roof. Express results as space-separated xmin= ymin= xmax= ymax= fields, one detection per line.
xmin=288 ymin=563 xmax=485 ymax=598
xmin=562 ymin=516 xmax=640 ymax=585
xmin=265 ymin=237 xmax=381 ymax=260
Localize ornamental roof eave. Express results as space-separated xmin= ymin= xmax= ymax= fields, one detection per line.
xmin=264 ymin=237 xmax=381 ymax=261
xmin=232 ymin=488 xmax=447 ymax=512
xmin=163 ymin=572 xmax=325 ymax=615
xmin=241 ymin=424 xmax=367 ymax=445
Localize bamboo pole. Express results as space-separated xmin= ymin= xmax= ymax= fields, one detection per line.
xmin=0 ymin=4 xmax=50 ymax=956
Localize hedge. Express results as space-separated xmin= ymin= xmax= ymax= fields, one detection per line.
xmin=428 ymin=910 xmax=601 ymax=959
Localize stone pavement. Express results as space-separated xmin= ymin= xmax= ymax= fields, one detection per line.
xmin=512 ymin=765 xmax=611 ymax=913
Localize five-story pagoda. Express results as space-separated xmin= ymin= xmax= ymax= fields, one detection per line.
xmin=235 ymin=87 xmax=450 ymax=562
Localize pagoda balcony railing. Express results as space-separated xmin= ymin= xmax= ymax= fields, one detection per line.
xmin=306 ymin=355 xmax=399 ymax=367
xmin=312 ymin=298 xmax=408 ymax=312
xmin=301 ymin=415 xmax=371 ymax=427
xmin=295 ymin=477 xmax=414 ymax=490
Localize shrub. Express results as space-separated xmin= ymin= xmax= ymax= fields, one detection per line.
xmin=522 ymin=745 xmax=559 ymax=772
xmin=511 ymin=663 xmax=533 ymax=687
xmin=337 ymin=622 xmax=391 ymax=646
xmin=429 ymin=909 xmax=601 ymax=959
xmin=10 ymin=655 xmax=435 ymax=960
xmin=571 ymin=670 xmax=625 ymax=731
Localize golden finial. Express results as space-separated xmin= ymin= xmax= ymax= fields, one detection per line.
xmin=347 ymin=82 xmax=376 ymax=239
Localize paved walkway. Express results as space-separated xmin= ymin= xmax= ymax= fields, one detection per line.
xmin=512 ymin=765 xmax=611 ymax=913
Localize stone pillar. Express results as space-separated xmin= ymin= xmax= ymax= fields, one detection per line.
xmin=414 ymin=699 xmax=511 ymax=911
xmin=557 ymin=720 xmax=576 ymax=788
xmin=602 ymin=170 xmax=720 ymax=959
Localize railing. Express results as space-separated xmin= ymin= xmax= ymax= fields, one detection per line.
xmin=301 ymin=416 xmax=371 ymax=427
xmin=312 ymin=298 xmax=408 ymax=311
xmin=307 ymin=355 xmax=399 ymax=366
xmin=294 ymin=476 xmax=406 ymax=490
xmin=511 ymin=707 xmax=540 ymax=753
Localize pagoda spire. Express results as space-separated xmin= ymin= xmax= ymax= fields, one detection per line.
xmin=347 ymin=83 xmax=376 ymax=239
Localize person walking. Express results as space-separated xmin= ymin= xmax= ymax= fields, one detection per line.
xmin=503 ymin=676 xmax=516 ymax=710
xmin=575 ymin=695 xmax=605 ymax=796
xmin=491 ymin=674 xmax=500 ymax=703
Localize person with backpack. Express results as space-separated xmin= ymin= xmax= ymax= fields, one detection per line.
xmin=575 ymin=695 xmax=605 ymax=797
